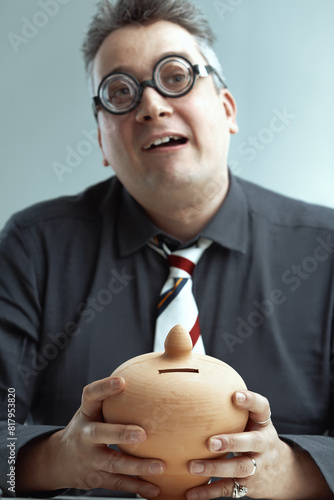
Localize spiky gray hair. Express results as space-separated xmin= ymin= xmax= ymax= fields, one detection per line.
xmin=82 ymin=0 xmax=225 ymax=94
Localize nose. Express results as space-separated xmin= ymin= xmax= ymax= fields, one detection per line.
xmin=135 ymin=87 xmax=173 ymax=123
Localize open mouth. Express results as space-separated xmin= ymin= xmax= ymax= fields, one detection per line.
xmin=143 ymin=135 xmax=188 ymax=151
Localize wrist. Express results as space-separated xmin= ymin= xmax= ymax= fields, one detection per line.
xmin=276 ymin=441 xmax=332 ymax=500
xmin=16 ymin=429 xmax=68 ymax=494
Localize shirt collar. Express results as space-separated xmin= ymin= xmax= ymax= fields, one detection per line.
xmin=117 ymin=171 xmax=248 ymax=257
xmin=118 ymin=188 xmax=159 ymax=257
xmin=201 ymin=172 xmax=248 ymax=254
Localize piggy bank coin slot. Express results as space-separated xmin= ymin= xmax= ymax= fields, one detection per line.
xmin=158 ymin=368 xmax=199 ymax=374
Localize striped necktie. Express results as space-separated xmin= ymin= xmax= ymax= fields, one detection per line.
xmin=148 ymin=236 xmax=212 ymax=353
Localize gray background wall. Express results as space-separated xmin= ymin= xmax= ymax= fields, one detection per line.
xmin=1 ymin=0 xmax=333 ymax=229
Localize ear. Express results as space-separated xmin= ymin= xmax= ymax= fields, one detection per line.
xmin=221 ymin=89 xmax=239 ymax=135
xmin=98 ymin=126 xmax=110 ymax=167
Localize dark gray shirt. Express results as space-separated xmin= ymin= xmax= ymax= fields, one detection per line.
xmin=0 ymin=172 xmax=333 ymax=497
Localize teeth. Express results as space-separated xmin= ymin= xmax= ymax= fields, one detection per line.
xmin=143 ymin=135 xmax=184 ymax=150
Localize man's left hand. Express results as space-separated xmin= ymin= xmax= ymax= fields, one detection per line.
xmin=186 ymin=390 xmax=332 ymax=500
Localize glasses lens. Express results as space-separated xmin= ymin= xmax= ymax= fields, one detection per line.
xmin=100 ymin=74 xmax=138 ymax=113
xmin=156 ymin=57 xmax=194 ymax=96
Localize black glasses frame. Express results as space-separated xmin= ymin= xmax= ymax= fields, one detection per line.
xmin=92 ymin=54 xmax=226 ymax=117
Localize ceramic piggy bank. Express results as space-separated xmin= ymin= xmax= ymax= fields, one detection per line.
xmin=102 ymin=325 xmax=248 ymax=500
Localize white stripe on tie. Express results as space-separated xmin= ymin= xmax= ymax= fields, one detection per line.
xmin=148 ymin=236 xmax=212 ymax=354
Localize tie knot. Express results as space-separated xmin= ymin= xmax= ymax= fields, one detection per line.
xmin=168 ymin=254 xmax=195 ymax=277
xmin=148 ymin=236 xmax=212 ymax=276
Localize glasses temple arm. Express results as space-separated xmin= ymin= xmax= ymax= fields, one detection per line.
xmin=194 ymin=64 xmax=227 ymax=89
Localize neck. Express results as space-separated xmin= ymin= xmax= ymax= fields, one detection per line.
xmin=144 ymin=176 xmax=229 ymax=242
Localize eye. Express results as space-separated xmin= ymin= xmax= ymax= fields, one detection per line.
xmin=158 ymin=60 xmax=193 ymax=94
xmin=103 ymin=79 xmax=136 ymax=109
xmin=109 ymin=85 xmax=131 ymax=103
xmin=167 ymin=72 xmax=187 ymax=85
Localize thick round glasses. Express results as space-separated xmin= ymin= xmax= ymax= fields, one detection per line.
xmin=93 ymin=54 xmax=225 ymax=116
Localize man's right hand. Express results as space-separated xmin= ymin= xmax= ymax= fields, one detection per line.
xmin=16 ymin=376 xmax=165 ymax=498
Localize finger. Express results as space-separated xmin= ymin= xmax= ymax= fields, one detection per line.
xmin=188 ymin=454 xmax=258 ymax=479
xmin=96 ymin=448 xmax=165 ymax=477
xmin=81 ymin=376 xmax=126 ymax=420
xmin=82 ymin=421 xmax=146 ymax=446
xmin=100 ymin=472 xmax=160 ymax=498
xmin=208 ymin=429 xmax=265 ymax=454
xmin=186 ymin=478 xmax=235 ymax=500
xmin=233 ymin=390 xmax=271 ymax=426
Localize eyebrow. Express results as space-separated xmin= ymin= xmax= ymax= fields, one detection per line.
xmin=102 ymin=51 xmax=195 ymax=78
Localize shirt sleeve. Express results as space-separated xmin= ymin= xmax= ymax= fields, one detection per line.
xmin=279 ymin=434 xmax=334 ymax=493
xmin=0 ymin=218 xmax=62 ymax=496
xmin=279 ymin=315 xmax=334 ymax=493
xmin=0 ymin=423 xmax=64 ymax=497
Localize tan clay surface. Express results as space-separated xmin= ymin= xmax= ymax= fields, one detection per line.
xmin=103 ymin=325 xmax=248 ymax=500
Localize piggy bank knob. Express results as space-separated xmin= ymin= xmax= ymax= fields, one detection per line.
xmin=162 ymin=324 xmax=193 ymax=360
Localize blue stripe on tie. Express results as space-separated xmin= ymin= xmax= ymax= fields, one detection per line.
xmin=157 ymin=278 xmax=188 ymax=316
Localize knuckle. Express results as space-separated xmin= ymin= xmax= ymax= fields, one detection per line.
xmin=212 ymin=465 xmax=222 ymax=477
xmin=116 ymin=425 xmax=129 ymax=443
xmin=81 ymin=421 xmax=95 ymax=442
xmin=263 ymin=396 xmax=270 ymax=408
xmin=225 ymin=435 xmax=235 ymax=449
xmin=205 ymin=462 xmax=219 ymax=477
xmin=252 ymin=431 xmax=264 ymax=451
xmin=259 ymin=396 xmax=271 ymax=413
xmin=137 ymin=461 xmax=152 ymax=476
xmin=217 ymin=481 xmax=233 ymax=498
xmin=82 ymin=379 xmax=109 ymax=403
xmin=106 ymin=454 xmax=117 ymax=474
xmin=137 ymin=458 xmax=163 ymax=476
xmin=82 ymin=383 xmax=92 ymax=402
xmin=103 ymin=449 xmax=127 ymax=475
xmin=235 ymin=460 xmax=249 ymax=478
xmin=107 ymin=423 xmax=127 ymax=444
xmin=136 ymin=458 xmax=150 ymax=474
xmin=88 ymin=423 xmax=99 ymax=443
xmin=113 ymin=475 xmax=128 ymax=491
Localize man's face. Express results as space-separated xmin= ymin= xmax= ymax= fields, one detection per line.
xmin=93 ymin=20 xmax=238 ymax=207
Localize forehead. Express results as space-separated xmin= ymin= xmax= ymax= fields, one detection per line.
xmin=93 ymin=20 xmax=206 ymax=87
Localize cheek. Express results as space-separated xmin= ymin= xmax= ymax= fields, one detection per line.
xmin=185 ymin=94 xmax=209 ymax=118
xmin=99 ymin=116 xmax=131 ymax=156
xmin=186 ymin=91 xmax=225 ymax=125
xmin=99 ymin=114 xmax=119 ymax=136
xmin=185 ymin=97 xmax=227 ymax=146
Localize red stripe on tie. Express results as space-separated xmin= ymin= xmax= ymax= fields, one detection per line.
xmin=168 ymin=255 xmax=195 ymax=275
xmin=189 ymin=316 xmax=201 ymax=347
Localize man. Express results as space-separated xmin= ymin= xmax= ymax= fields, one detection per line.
xmin=0 ymin=0 xmax=333 ymax=499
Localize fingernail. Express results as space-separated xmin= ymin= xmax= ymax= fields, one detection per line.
xmin=110 ymin=378 xmax=121 ymax=391
xmin=210 ymin=438 xmax=223 ymax=452
xmin=145 ymin=485 xmax=159 ymax=497
xmin=130 ymin=430 xmax=144 ymax=443
xmin=188 ymin=493 xmax=200 ymax=500
xmin=149 ymin=462 xmax=163 ymax=474
xmin=190 ymin=461 xmax=205 ymax=474
xmin=236 ymin=392 xmax=246 ymax=404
